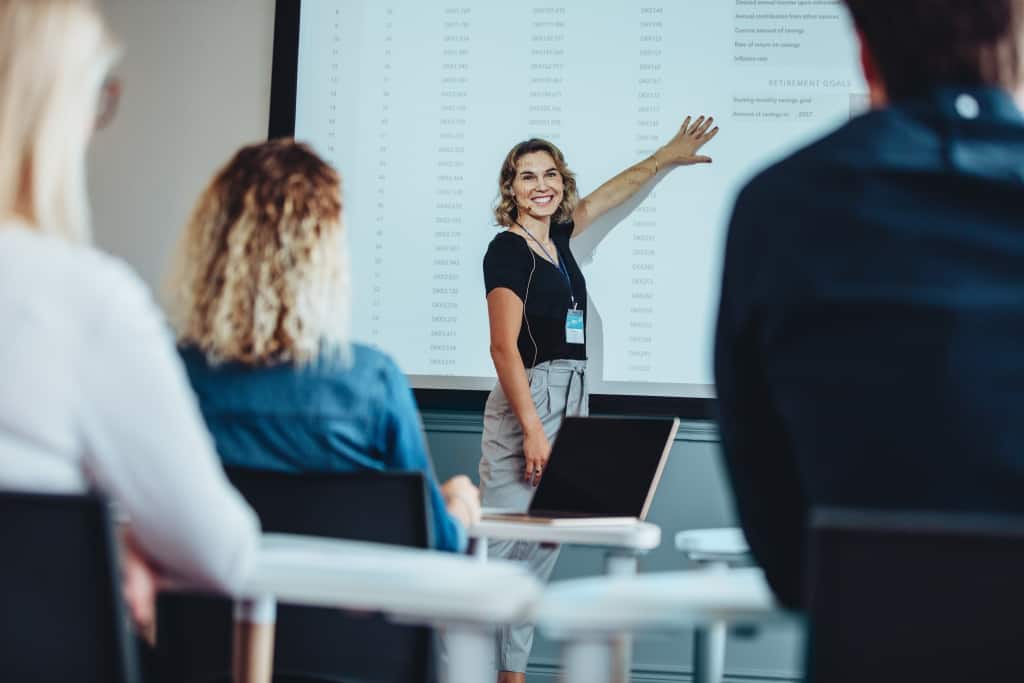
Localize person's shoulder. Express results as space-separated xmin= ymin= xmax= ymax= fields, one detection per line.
xmin=0 ymin=226 xmax=158 ymax=331
xmin=0 ymin=224 xmax=132 ymax=288
xmin=177 ymin=344 xmax=208 ymax=372
xmin=766 ymin=103 xmax=969 ymax=183
xmin=348 ymin=343 xmax=409 ymax=389
xmin=733 ymin=112 xmax=893 ymax=215
xmin=552 ymin=220 xmax=574 ymax=242
xmin=758 ymin=115 xmax=876 ymax=180
xmin=485 ymin=228 xmax=525 ymax=252
xmin=343 ymin=344 xmax=419 ymax=423
xmin=484 ymin=228 xmax=529 ymax=268
xmin=177 ymin=344 xmax=220 ymax=386
xmin=76 ymin=244 xmax=164 ymax=332
xmin=291 ymin=343 xmax=396 ymax=387
xmin=351 ymin=342 xmax=392 ymax=370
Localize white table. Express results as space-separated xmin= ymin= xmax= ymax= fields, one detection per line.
xmin=166 ymin=532 xmax=543 ymax=683
xmin=537 ymin=567 xmax=785 ymax=683
xmin=471 ymin=518 xmax=661 ymax=572
xmin=675 ymin=527 xmax=753 ymax=683
xmin=469 ymin=518 xmax=661 ymax=678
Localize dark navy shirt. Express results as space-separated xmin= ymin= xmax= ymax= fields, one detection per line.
xmin=715 ymin=86 xmax=1024 ymax=608
xmin=179 ymin=343 xmax=466 ymax=552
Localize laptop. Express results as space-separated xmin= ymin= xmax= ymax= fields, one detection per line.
xmin=482 ymin=416 xmax=680 ymax=526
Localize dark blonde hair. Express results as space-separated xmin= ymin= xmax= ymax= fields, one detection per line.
xmin=167 ymin=139 xmax=350 ymax=367
xmin=493 ymin=138 xmax=579 ymax=228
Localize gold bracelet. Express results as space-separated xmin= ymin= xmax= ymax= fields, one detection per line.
xmin=651 ymin=154 xmax=660 ymax=175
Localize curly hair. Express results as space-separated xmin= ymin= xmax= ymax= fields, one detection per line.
xmin=166 ymin=139 xmax=350 ymax=367
xmin=493 ymin=138 xmax=579 ymax=228
xmin=844 ymin=0 xmax=1024 ymax=99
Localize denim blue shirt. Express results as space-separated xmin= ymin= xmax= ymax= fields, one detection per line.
xmin=179 ymin=343 xmax=467 ymax=552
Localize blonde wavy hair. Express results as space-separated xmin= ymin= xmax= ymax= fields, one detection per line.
xmin=0 ymin=0 xmax=119 ymax=242
xmin=493 ymin=138 xmax=579 ymax=228
xmin=167 ymin=139 xmax=351 ymax=367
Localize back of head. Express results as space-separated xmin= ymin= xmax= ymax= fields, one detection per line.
xmin=844 ymin=0 xmax=1024 ymax=99
xmin=167 ymin=139 xmax=350 ymax=367
xmin=0 ymin=0 xmax=118 ymax=242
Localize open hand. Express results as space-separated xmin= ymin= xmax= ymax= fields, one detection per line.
xmin=120 ymin=529 xmax=158 ymax=645
xmin=655 ymin=115 xmax=719 ymax=167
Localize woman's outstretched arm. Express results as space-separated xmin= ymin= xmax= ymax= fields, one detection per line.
xmin=571 ymin=115 xmax=719 ymax=237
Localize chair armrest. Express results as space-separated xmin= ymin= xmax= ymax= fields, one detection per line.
xmin=536 ymin=568 xmax=784 ymax=639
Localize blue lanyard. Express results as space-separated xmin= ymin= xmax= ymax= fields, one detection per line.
xmin=518 ymin=222 xmax=577 ymax=309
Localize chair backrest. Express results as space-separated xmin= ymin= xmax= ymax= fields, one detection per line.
xmin=805 ymin=507 xmax=1024 ymax=683
xmin=0 ymin=490 xmax=140 ymax=683
xmin=157 ymin=468 xmax=434 ymax=683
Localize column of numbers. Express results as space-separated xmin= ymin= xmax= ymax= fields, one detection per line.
xmin=526 ymin=7 xmax=566 ymax=141
xmin=324 ymin=8 xmax=342 ymax=160
xmin=429 ymin=6 xmax=472 ymax=371
xmin=627 ymin=7 xmax=665 ymax=376
xmin=370 ymin=8 xmax=395 ymax=341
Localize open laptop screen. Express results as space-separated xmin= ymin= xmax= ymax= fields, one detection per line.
xmin=529 ymin=417 xmax=678 ymax=518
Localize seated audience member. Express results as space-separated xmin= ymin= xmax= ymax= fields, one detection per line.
xmin=0 ymin=0 xmax=259 ymax=629
xmin=166 ymin=140 xmax=481 ymax=552
xmin=715 ymin=0 xmax=1024 ymax=608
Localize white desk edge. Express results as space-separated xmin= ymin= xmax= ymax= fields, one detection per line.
xmin=536 ymin=567 xmax=785 ymax=638
xmin=469 ymin=519 xmax=662 ymax=551
xmin=163 ymin=532 xmax=543 ymax=626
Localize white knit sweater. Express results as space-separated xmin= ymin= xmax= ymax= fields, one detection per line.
xmin=0 ymin=222 xmax=259 ymax=592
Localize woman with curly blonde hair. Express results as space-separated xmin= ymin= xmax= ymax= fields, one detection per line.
xmin=481 ymin=119 xmax=719 ymax=681
xmin=168 ymin=139 xmax=480 ymax=552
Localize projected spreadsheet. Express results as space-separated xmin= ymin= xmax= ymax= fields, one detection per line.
xmin=293 ymin=0 xmax=865 ymax=397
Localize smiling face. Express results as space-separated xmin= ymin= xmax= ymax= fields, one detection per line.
xmin=511 ymin=151 xmax=565 ymax=223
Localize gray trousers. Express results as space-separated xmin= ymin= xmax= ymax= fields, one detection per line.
xmin=479 ymin=359 xmax=588 ymax=673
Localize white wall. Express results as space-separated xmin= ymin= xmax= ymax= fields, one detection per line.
xmin=89 ymin=0 xmax=275 ymax=291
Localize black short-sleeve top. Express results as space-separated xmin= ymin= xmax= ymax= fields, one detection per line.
xmin=483 ymin=221 xmax=587 ymax=368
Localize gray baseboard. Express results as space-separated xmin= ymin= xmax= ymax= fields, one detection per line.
xmin=422 ymin=411 xmax=719 ymax=443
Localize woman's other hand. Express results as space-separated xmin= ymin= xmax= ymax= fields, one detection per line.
xmin=523 ymin=427 xmax=551 ymax=487
xmin=442 ymin=474 xmax=482 ymax=527
xmin=120 ymin=528 xmax=158 ymax=645
xmin=655 ymin=115 xmax=720 ymax=167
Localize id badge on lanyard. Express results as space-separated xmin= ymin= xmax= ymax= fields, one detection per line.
xmin=520 ymin=224 xmax=585 ymax=344
xmin=565 ymin=307 xmax=584 ymax=344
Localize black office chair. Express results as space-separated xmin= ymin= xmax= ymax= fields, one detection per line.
xmin=0 ymin=490 xmax=141 ymax=683
xmin=156 ymin=468 xmax=435 ymax=683
xmin=805 ymin=507 xmax=1024 ymax=683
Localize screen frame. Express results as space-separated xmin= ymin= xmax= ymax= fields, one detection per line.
xmin=268 ymin=0 xmax=716 ymax=420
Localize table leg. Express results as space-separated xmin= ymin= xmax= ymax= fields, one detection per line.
xmin=444 ymin=624 xmax=493 ymax=683
xmin=563 ymin=637 xmax=615 ymax=683
xmin=692 ymin=621 xmax=727 ymax=683
xmin=232 ymin=596 xmax=276 ymax=683
xmin=473 ymin=534 xmax=489 ymax=563
xmin=604 ymin=552 xmax=639 ymax=683
xmin=690 ymin=561 xmax=730 ymax=683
